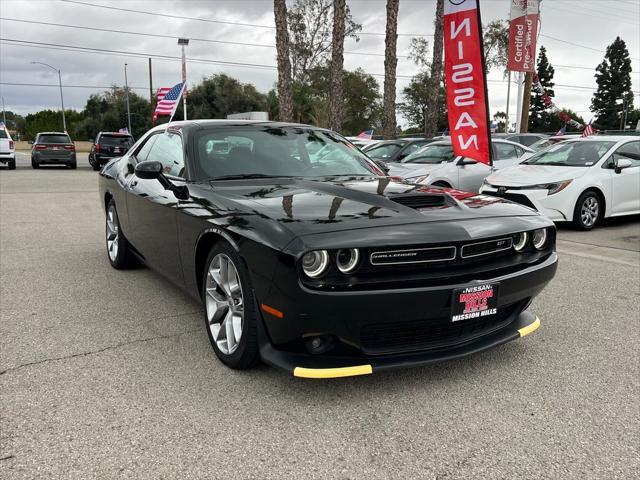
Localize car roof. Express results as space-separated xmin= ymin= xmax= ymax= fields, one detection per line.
xmin=37 ymin=132 xmax=69 ymax=135
xmin=564 ymin=135 xmax=636 ymax=142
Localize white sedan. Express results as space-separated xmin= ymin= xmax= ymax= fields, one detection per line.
xmin=480 ymin=136 xmax=640 ymax=230
xmin=387 ymin=139 xmax=532 ymax=192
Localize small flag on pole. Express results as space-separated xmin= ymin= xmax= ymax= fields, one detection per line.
xmin=118 ymin=127 xmax=129 ymax=134
xmin=582 ymin=119 xmax=596 ymax=137
xmin=154 ymin=82 xmax=185 ymax=119
xmin=356 ymin=130 xmax=374 ymax=140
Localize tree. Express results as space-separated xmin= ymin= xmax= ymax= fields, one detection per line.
xmin=591 ymin=36 xmax=634 ymax=129
xmin=274 ymin=0 xmax=294 ymax=121
xmin=529 ymin=46 xmax=555 ymax=132
xmin=383 ymin=0 xmax=399 ymax=139
xmin=398 ymin=71 xmax=447 ymax=133
xmin=185 ymin=74 xmax=268 ymax=120
xmin=493 ymin=111 xmax=508 ymax=133
xmin=424 ymin=0 xmax=444 ymax=137
xmin=75 ymin=87 xmax=150 ymax=140
xmin=328 ymin=0 xmax=346 ymax=132
xmin=287 ymin=0 xmax=360 ymax=84
xmin=307 ymin=66 xmax=382 ymax=134
xmin=483 ymin=20 xmax=509 ymax=73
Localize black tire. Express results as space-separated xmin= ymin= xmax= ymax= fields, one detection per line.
xmin=31 ymin=158 xmax=39 ymax=169
xmin=202 ymin=242 xmax=259 ymax=370
xmin=69 ymin=161 xmax=77 ymax=170
xmin=572 ymin=190 xmax=601 ymax=231
xmin=432 ymin=181 xmax=451 ymax=188
xmin=8 ymin=159 xmax=16 ymax=170
xmin=105 ymin=200 xmax=137 ymax=269
xmin=91 ymin=162 xmax=100 ymax=171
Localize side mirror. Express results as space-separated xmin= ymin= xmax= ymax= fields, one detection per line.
xmin=615 ymin=157 xmax=633 ymax=174
xmin=373 ymin=159 xmax=390 ymax=174
xmin=134 ymin=160 xmax=163 ymax=179
xmin=457 ymin=158 xmax=477 ymax=166
xmin=28 ymin=140 xmax=34 ymax=145
xmin=134 ymin=160 xmax=188 ymax=199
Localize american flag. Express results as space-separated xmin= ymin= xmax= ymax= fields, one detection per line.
xmin=154 ymin=82 xmax=185 ymax=118
xmin=357 ymin=129 xmax=374 ymax=140
xmin=156 ymin=87 xmax=171 ymax=103
xmin=582 ymin=119 xmax=596 ymax=137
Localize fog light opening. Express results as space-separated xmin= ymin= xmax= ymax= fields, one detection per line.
xmin=305 ymin=335 xmax=335 ymax=355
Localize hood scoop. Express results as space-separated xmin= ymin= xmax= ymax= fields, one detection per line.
xmin=388 ymin=193 xmax=447 ymax=209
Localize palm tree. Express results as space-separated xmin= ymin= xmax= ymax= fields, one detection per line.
xmin=424 ymin=0 xmax=443 ymax=137
xmin=383 ymin=0 xmax=399 ymax=139
xmin=328 ymin=0 xmax=346 ymax=132
xmin=274 ymin=0 xmax=294 ymax=122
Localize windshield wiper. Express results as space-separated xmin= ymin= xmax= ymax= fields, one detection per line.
xmin=208 ymin=173 xmax=292 ymax=181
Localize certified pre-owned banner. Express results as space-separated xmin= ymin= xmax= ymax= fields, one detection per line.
xmin=444 ymin=0 xmax=492 ymax=165
xmin=507 ymin=0 xmax=540 ymax=72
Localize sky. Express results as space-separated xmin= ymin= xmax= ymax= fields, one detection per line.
xmin=1 ymin=0 xmax=639 ymax=130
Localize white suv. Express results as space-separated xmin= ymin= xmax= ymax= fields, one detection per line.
xmin=0 ymin=127 xmax=16 ymax=170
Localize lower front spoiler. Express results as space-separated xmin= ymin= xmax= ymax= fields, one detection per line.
xmin=259 ymin=310 xmax=540 ymax=379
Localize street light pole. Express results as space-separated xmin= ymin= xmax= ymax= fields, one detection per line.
xmin=178 ymin=38 xmax=189 ymax=121
xmin=124 ymin=63 xmax=132 ymax=134
xmin=32 ymin=61 xmax=66 ymax=132
xmin=1 ymin=96 xmax=6 ymax=127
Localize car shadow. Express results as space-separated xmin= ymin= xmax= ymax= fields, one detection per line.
xmin=555 ymin=214 xmax=640 ymax=231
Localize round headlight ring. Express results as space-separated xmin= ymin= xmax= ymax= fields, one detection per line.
xmin=513 ymin=232 xmax=528 ymax=252
xmin=336 ymin=248 xmax=360 ymax=274
xmin=532 ymin=228 xmax=548 ymax=250
xmin=301 ymin=250 xmax=329 ymax=278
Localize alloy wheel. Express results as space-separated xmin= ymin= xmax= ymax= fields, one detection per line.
xmin=106 ymin=206 xmax=119 ymax=261
xmin=580 ymin=196 xmax=599 ymax=228
xmin=205 ymin=254 xmax=244 ymax=355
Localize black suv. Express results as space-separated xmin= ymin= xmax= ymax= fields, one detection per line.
xmin=31 ymin=132 xmax=77 ymax=169
xmin=89 ymin=132 xmax=135 ymax=171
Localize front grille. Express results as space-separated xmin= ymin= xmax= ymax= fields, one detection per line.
xmin=389 ymin=193 xmax=446 ymax=209
xmin=360 ymin=302 xmax=521 ymax=354
xmin=461 ymin=237 xmax=513 ymax=258
xmin=487 ymin=192 xmax=537 ymax=210
xmin=370 ymin=246 xmax=456 ymax=265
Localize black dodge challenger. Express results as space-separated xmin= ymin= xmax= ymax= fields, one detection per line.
xmin=99 ymin=120 xmax=557 ymax=378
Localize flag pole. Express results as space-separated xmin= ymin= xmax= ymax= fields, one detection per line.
xmin=164 ymin=83 xmax=186 ymax=134
xmin=475 ymin=0 xmax=493 ymax=166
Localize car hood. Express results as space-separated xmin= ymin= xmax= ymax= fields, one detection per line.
xmin=192 ymin=176 xmax=539 ymax=239
xmin=387 ymin=162 xmax=446 ymax=179
xmin=487 ymin=164 xmax=588 ymax=186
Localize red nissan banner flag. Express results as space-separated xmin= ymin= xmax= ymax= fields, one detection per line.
xmin=444 ymin=0 xmax=492 ymax=165
xmin=507 ymin=0 xmax=540 ymax=72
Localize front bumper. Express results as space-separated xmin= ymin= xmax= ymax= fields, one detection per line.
xmin=480 ymin=185 xmax=574 ymax=221
xmin=260 ymin=310 xmax=540 ymax=378
xmin=257 ymin=252 xmax=557 ymax=378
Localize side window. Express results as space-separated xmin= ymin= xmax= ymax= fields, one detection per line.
xmin=494 ymin=143 xmax=518 ymax=160
xmin=515 ymin=146 xmax=525 ymax=157
xmin=612 ymin=141 xmax=640 ymax=167
xmin=134 ymin=133 xmax=159 ymax=163
xmin=147 ymin=132 xmax=185 ymax=177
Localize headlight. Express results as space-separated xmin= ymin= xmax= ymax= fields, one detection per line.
xmin=407 ymin=174 xmax=429 ymax=184
xmin=336 ymin=248 xmax=360 ymax=274
xmin=530 ymin=180 xmax=572 ymax=195
xmin=513 ymin=232 xmax=528 ymax=252
xmin=301 ymin=250 xmax=329 ymax=278
xmin=532 ymin=228 xmax=548 ymax=250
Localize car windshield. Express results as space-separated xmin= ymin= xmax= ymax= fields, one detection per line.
xmin=193 ymin=126 xmax=378 ymax=180
xmin=365 ymin=143 xmax=403 ymax=160
xmin=101 ymin=135 xmax=133 ymax=147
xmin=522 ymin=141 xmax=615 ymax=167
xmin=39 ymin=134 xmax=71 ymax=144
xmin=402 ymin=144 xmax=455 ymax=164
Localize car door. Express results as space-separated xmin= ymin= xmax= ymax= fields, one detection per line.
xmin=456 ymin=157 xmax=491 ymax=192
xmin=608 ymin=140 xmax=640 ymax=215
xmin=125 ymin=131 xmax=187 ymax=284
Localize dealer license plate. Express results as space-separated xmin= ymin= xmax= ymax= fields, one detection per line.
xmin=451 ymin=283 xmax=500 ymax=322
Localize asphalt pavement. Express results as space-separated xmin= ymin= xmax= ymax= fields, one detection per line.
xmin=1 ymin=162 xmax=639 ymax=479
